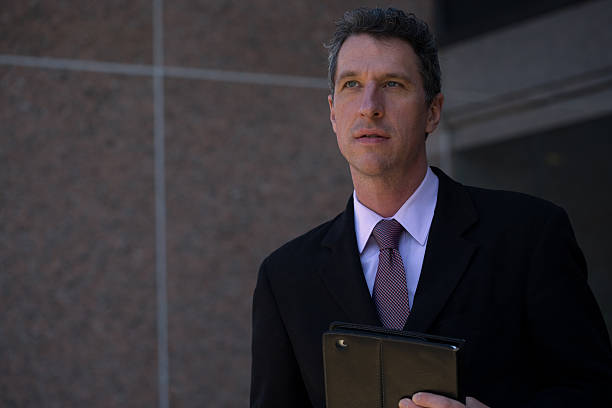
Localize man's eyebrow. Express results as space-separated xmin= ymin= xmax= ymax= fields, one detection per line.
xmin=335 ymin=71 xmax=415 ymax=83
xmin=336 ymin=71 xmax=358 ymax=82
xmin=382 ymin=73 xmax=415 ymax=83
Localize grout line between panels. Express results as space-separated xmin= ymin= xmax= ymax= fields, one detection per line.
xmin=153 ymin=0 xmax=170 ymax=408
xmin=0 ymin=54 xmax=328 ymax=89
xmin=0 ymin=54 xmax=153 ymax=76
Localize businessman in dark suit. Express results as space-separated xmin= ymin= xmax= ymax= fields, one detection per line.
xmin=250 ymin=8 xmax=612 ymax=408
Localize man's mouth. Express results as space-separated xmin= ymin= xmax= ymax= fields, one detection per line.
xmin=356 ymin=132 xmax=388 ymax=141
xmin=355 ymin=128 xmax=388 ymax=139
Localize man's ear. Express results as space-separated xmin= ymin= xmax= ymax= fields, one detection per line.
xmin=328 ymin=94 xmax=337 ymax=134
xmin=425 ymin=93 xmax=444 ymax=135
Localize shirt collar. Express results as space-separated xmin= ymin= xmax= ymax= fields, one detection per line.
xmin=353 ymin=166 xmax=439 ymax=253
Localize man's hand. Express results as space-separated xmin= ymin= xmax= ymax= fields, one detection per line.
xmin=398 ymin=393 xmax=489 ymax=408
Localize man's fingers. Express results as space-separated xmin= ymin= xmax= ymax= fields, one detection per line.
xmin=398 ymin=397 xmax=420 ymax=408
xmin=411 ymin=392 xmax=464 ymax=407
xmin=400 ymin=393 xmax=489 ymax=408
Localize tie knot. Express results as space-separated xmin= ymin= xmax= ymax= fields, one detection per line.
xmin=372 ymin=219 xmax=403 ymax=250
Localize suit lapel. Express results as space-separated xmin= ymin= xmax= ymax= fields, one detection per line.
xmin=317 ymin=197 xmax=381 ymax=326
xmin=405 ymin=168 xmax=479 ymax=333
xmin=316 ymin=169 xmax=479 ymax=332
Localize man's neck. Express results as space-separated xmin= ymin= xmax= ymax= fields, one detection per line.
xmin=352 ymin=164 xmax=428 ymax=218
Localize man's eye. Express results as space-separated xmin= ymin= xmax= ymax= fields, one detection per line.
xmin=385 ymin=81 xmax=401 ymax=88
xmin=344 ymin=80 xmax=358 ymax=88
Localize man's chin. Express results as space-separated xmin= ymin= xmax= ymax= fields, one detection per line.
xmin=348 ymin=160 xmax=391 ymax=179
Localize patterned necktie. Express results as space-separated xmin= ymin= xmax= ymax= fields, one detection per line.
xmin=372 ymin=219 xmax=410 ymax=330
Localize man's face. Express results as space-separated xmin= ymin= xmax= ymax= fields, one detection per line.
xmin=328 ymin=34 xmax=442 ymax=181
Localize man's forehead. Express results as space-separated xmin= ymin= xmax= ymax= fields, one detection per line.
xmin=335 ymin=34 xmax=418 ymax=77
xmin=340 ymin=33 xmax=415 ymax=52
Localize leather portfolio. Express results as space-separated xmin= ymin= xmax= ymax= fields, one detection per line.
xmin=323 ymin=322 xmax=465 ymax=408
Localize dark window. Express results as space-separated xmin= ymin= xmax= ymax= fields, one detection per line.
xmin=436 ymin=0 xmax=590 ymax=45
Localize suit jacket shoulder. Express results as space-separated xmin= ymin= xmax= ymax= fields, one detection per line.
xmin=262 ymin=212 xmax=342 ymax=276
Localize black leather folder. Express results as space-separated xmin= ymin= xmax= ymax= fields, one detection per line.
xmin=323 ymin=322 xmax=465 ymax=408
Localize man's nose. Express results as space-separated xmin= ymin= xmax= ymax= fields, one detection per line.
xmin=358 ymin=83 xmax=384 ymax=119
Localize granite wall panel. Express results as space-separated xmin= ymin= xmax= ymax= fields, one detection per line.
xmin=0 ymin=67 xmax=157 ymax=407
xmin=0 ymin=1 xmax=152 ymax=63
xmin=164 ymin=79 xmax=352 ymax=406
xmin=164 ymin=0 xmax=433 ymax=76
xmin=0 ymin=1 xmax=450 ymax=406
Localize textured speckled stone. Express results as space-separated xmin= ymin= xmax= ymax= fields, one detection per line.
xmin=164 ymin=0 xmax=434 ymax=76
xmin=164 ymin=79 xmax=353 ymax=407
xmin=1 ymin=2 xmax=440 ymax=406
xmin=0 ymin=1 xmax=152 ymax=63
xmin=0 ymin=67 xmax=157 ymax=407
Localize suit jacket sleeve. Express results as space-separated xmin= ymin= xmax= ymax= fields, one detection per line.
xmin=250 ymin=257 xmax=312 ymax=408
xmin=523 ymin=207 xmax=612 ymax=407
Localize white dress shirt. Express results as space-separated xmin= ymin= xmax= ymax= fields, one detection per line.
xmin=353 ymin=167 xmax=439 ymax=307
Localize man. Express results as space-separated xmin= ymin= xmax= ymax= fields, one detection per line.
xmin=251 ymin=7 xmax=612 ymax=408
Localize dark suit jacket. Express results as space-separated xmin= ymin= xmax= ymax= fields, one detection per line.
xmin=251 ymin=168 xmax=612 ymax=407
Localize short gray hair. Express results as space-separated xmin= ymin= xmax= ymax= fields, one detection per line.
xmin=325 ymin=7 xmax=441 ymax=105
